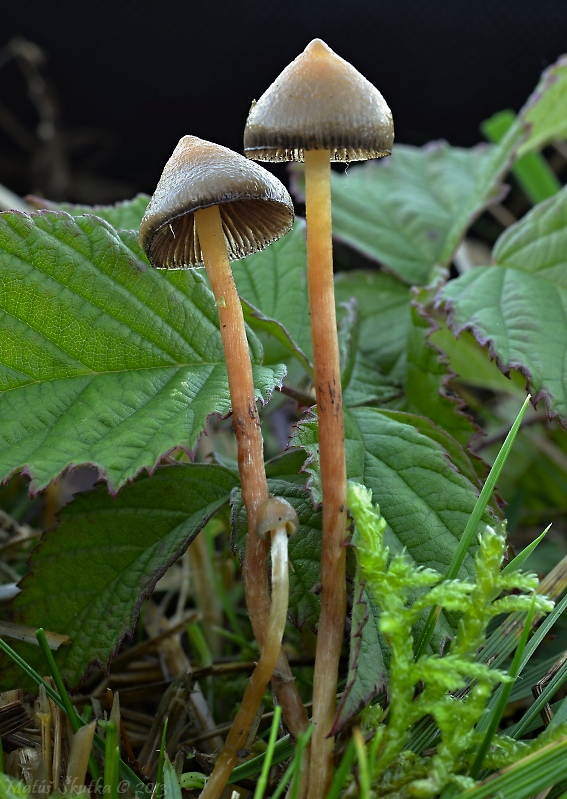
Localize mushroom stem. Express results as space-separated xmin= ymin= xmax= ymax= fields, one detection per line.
xmin=304 ymin=149 xmax=348 ymax=797
xmin=200 ymin=520 xmax=291 ymax=799
xmin=194 ymin=205 xmax=309 ymax=743
xmin=195 ymin=204 xmax=270 ymax=544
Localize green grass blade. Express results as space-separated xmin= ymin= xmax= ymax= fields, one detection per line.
xmin=163 ymin=755 xmax=183 ymax=799
xmin=0 ymin=634 xmax=151 ymax=798
xmin=470 ymin=595 xmax=537 ymax=777
xmin=455 ymin=734 xmax=567 ymax=799
xmin=270 ymin=724 xmax=312 ymax=799
xmin=325 ymin=737 xmax=357 ymax=799
xmin=253 ymin=706 xmax=282 ymax=799
xmin=415 ymin=395 xmax=531 ymax=658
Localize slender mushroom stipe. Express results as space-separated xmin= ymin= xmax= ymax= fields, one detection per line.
xmin=244 ymin=39 xmax=393 ymax=798
xmin=200 ymin=496 xmax=299 ymax=799
xmin=139 ymin=136 xmax=309 ymax=765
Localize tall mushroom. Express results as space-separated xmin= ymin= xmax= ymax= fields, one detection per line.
xmin=139 ymin=135 xmax=308 ymax=745
xmin=244 ymin=39 xmax=394 ymax=796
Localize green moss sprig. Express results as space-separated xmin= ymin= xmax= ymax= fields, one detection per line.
xmin=347 ymin=482 xmax=554 ymax=798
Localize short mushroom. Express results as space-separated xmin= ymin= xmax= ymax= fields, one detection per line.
xmin=139 ymin=135 xmax=308 ymax=754
xmin=244 ymin=39 xmax=394 ymax=796
xmin=201 ymin=496 xmax=299 ymax=798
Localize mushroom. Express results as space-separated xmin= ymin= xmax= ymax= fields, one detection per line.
xmin=244 ymin=39 xmax=394 ymax=795
xmin=201 ymin=496 xmax=299 ymax=799
xmin=139 ymin=135 xmax=308 ymax=749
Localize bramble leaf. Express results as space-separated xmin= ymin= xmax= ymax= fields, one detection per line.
xmin=0 ymin=211 xmax=284 ymax=491
xmin=2 ymin=464 xmax=238 ymax=688
xmin=235 ymin=220 xmax=313 ymax=371
xmin=292 ymin=143 xmax=502 ymax=286
xmin=439 ymin=186 xmax=567 ymax=425
xmin=28 ymin=194 xmax=151 ymax=230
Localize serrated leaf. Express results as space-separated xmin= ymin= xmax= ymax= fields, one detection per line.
xmin=294 ymin=407 xmax=491 ymax=581
xmin=334 ymin=580 xmax=386 ymax=733
xmin=335 ymin=270 xmax=411 ymax=388
xmin=406 ymin=287 xmax=478 ymax=450
xmin=28 ymin=194 xmax=150 ymax=230
xmin=0 ymin=211 xmax=285 ymax=491
xmin=234 ymin=220 xmax=312 ymax=372
xmin=439 ymin=185 xmax=567 ymax=424
xmin=292 ymin=143 xmax=501 ymax=286
xmin=2 ymin=464 xmax=238 ymax=688
xmin=292 ymin=406 xmax=496 ymax=710
xmin=338 ymin=298 xmax=403 ymax=407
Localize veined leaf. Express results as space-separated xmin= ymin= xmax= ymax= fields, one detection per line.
xmin=28 ymin=194 xmax=151 ymax=230
xmin=439 ymin=186 xmax=567 ymax=425
xmin=292 ymin=407 xmax=495 ymax=723
xmin=293 ymin=143 xmax=501 ymax=286
xmin=0 ymin=211 xmax=284 ymax=491
xmin=406 ymin=288 xmax=478 ymax=451
xmin=335 ymin=270 xmax=411 ymax=388
xmin=3 ymin=464 xmax=238 ymax=688
xmin=235 ymin=220 xmax=313 ymax=371
xmin=294 ymin=407 xmax=491 ymax=583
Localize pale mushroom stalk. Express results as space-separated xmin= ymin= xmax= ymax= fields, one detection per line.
xmin=200 ymin=497 xmax=297 ymax=799
xmin=244 ymin=39 xmax=393 ymax=798
xmin=139 ymin=136 xmax=310 ymax=749
xmin=303 ymin=148 xmax=347 ymax=791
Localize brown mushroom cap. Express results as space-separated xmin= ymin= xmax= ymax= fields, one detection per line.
xmin=256 ymin=496 xmax=300 ymax=540
xmin=244 ymin=38 xmax=394 ymax=164
xmin=139 ymin=135 xmax=294 ymax=268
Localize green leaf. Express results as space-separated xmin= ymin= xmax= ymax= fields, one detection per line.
xmin=3 ymin=464 xmax=238 ymax=688
xmin=439 ymin=186 xmax=567 ymax=424
xmin=28 ymin=194 xmax=150 ymax=230
xmin=338 ymin=298 xmax=403 ymax=407
xmin=334 ymin=581 xmax=386 ymax=733
xmin=163 ymin=756 xmax=184 ymax=799
xmin=518 ymin=55 xmax=567 ymax=157
xmin=334 ymin=270 xmax=411 ymax=387
xmin=234 ymin=220 xmax=312 ymax=370
xmin=482 ymin=110 xmax=561 ymax=204
xmin=294 ymin=407 xmax=492 ymax=580
xmin=0 ymin=211 xmax=284 ymax=491
xmin=294 ymin=143 xmax=502 ymax=286
xmin=406 ymin=288 xmax=478 ymax=450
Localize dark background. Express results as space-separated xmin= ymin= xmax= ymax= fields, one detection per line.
xmin=1 ymin=1 xmax=566 ymax=204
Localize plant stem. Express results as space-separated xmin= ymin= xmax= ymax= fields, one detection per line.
xmin=304 ymin=149 xmax=348 ymax=798
xmin=194 ymin=205 xmax=309 ymax=752
xmin=199 ymin=525 xmax=290 ymax=799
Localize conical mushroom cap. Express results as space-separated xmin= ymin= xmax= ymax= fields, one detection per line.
xmin=139 ymin=136 xmax=294 ymax=268
xmin=244 ymin=39 xmax=394 ymax=163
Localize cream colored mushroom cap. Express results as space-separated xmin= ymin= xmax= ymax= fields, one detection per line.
xmin=244 ymin=38 xmax=394 ymax=163
xmin=139 ymin=135 xmax=294 ymax=268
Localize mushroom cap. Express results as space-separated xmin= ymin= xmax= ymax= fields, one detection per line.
xmin=139 ymin=135 xmax=294 ymax=268
xmin=244 ymin=38 xmax=394 ymax=164
xmin=256 ymin=496 xmax=300 ymax=540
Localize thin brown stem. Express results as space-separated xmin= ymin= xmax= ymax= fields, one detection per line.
xmin=304 ymin=149 xmax=348 ymax=798
xmin=200 ymin=524 xmax=290 ymax=799
xmin=194 ymin=205 xmax=309 ymax=770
